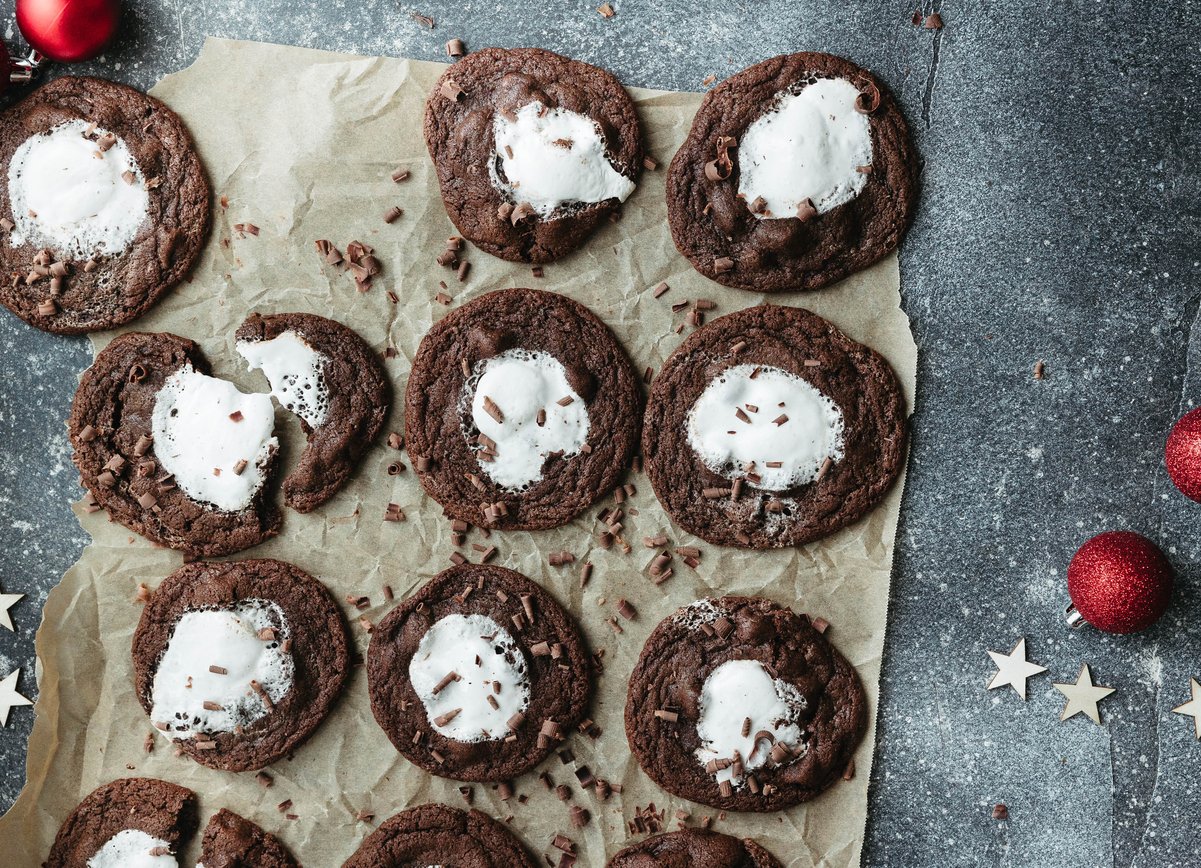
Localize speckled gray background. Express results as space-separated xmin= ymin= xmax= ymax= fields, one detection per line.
xmin=1 ymin=1 xmax=1199 ymax=865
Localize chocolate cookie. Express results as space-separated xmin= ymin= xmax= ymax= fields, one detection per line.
xmin=45 ymin=777 xmax=197 ymax=867
xmin=667 ymin=52 xmax=917 ymax=293
xmin=342 ymin=804 xmax=537 ymax=867
xmin=608 ymin=829 xmax=782 ymax=867
xmin=68 ymin=331 xmax=282 ymax=558
xmin=131 ymin=558 xmax=350 ymax=772
xmin=625 ymin=597 xmax=866 ymax=812
xmin=405 ymin=288 xmax=642 ymax=531
xmin=198 ymin=809 xmax=299 ymax=868
xmin=642 ymin=304 xmax=905 ymax=549
xmin=0 ymin=76 xmax=209 ymax=333
xmin=367 ymin=563 xmax=591 ymax=782
xmin=424 ymin=47 xmax=643 ymax=262
xmin=236 ymin=312 xmax=391 ymax=512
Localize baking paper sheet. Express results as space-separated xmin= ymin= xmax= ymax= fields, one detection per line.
xmin=0 ymin=38 xmax=917 ymax=867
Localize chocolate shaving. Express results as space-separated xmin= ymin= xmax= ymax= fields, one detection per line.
xmin=446 ymin=38 xmax=466 ymax=58
xmin=440 ymin=79 xmax=465 ymax=101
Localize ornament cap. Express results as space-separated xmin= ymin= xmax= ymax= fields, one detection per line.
xmin=1064 ymin=602 xmax=1087 ymax=629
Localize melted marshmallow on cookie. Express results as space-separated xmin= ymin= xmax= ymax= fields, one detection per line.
xmin=694 ymin=659 xmax=807 ymax=786
xmin=408 ymin=613 xmax=530 ymax=743
xmin=150 ymin=600 xmax=293 ymax=740
xmin=465 ymin=349 xmax=590 ymax=490
xmin=87 ymin=829 xmax=176 ymax=868
xmin=686 ymin=364 xmax=843 ymax=490
xmin=151 ymin=365 xmax=278 ymax=512
xmin=237 ymin=331 xmax=330 ymax=428
xmin=7 ymin=119 xmax=150 ymax=259
xmin=737 ymin=78 xmax=872 ymax=219
xmin=491 ymin=102 xmax=635 ymax=217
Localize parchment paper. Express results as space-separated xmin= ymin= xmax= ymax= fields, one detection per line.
xmin=0 ymin=39 xmax=917 ymax=867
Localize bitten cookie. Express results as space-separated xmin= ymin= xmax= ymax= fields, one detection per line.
xmin=406 ymin=288 xmax=642 ymax=530
xmin=625 ymin=597 xmax=866 ymax=812
xmin=642 ymin=304 xmax=905 ymax=549
xmin=132 ymin=559 xmax=350 ymax=772
xmin=45 ymin=777 xmax=197 ymax=868
xmin=667 ymin=52 xmax=917 ymax=293
xmin=342 ymin=804 xmax=537 ymax=867
xmin=608 ymin=829 xmax=783 ymax=867
xmin=0 ymin=76 xmax=209 ymax=333
xmin=424 ymin=47 xmax=643 ymax=262
xmin=68 ymin=331 xmax=282 ymax=558
xmin=235 ymin=311 xmax=391 ymax=512
xmin=198 ymin=809 xmax=299 ymax=868
xmin=367 ymin=564 xmax=591 ymax=782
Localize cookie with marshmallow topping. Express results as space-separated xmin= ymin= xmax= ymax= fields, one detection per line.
xmin=367 ymin=564 xmax=592 ymax=782
xmin=236 ymin=311 xmax=391 ymax=513
xmin=68 ymin=331 xmax=283 ymax=558
xmin=406 ymin=288 xmax=642 ymax=530
xmin=132 ymin=558 xmax=350 ymax=772
xmin=667 ymin=52 xmax=917 ymax=292
xmin=424 ymin=47 xmax=643 ymax=262
xmin=643 ymin=304 xmax=906 ymax=549
xmin=625 ymin=597 xmax=866 ymax=812
xmin=45 ymin=777 xmax=198 ymax=868
xmin=0 ymin=77 xmax=209 ymax=333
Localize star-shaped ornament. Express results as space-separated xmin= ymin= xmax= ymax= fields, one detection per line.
xmin=1053 ymin=664 xmax=1115 ymax=725
xmin=1171 ymin=678 xmax=1201 ymax=739
xmin=987 ymin=637 xmax=1047 ymax=699
xmin=0 ymin=669 xmax=32 ymax=727
xmin=0 ymin=591 xmax=23 ymax=632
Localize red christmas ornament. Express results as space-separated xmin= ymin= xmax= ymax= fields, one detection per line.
xmin=1066 ymin=531 xmax=1173 ymax=634
xmin=1166 ymin=407 xmax=1201 ymax=502
xmin=16 ymin=0 xmax=120 ymax=63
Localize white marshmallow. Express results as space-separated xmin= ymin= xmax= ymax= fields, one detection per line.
xmin=237 ymin=331 xmax=330 ymax=428
xmin=151 ymin=365 xmax=278 ymax=512
xmin=408 ymin=614 xmax=530 ymax=743
xmin=737 ymin=78 xmax=872 ymax=219
xmin=491 ymin=102 xmax=635 ymax=217
xmin=694 ymin=659 xmax=807 ymax=786
xmin=87 ymin=829 xmax=176 ymax=868
xmin=8 ymin=120 xmax=150 ymax=259
xmin=685 ymin=364 xmax=843 ymax=491
xmin=464 ymin=349 xmax=590 ymax=491
xmin=150 ymin=600 xmax=293 ymax=740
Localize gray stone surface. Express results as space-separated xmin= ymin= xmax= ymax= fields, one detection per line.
xmin=1 ymin=1 xmax=1199 ymax=864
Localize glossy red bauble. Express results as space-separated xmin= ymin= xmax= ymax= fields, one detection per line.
xmin=1067 ymin=531 xmax=1173 ymax=634
xmin=16 ymin=0 xmax=120 ymax=63
xmin=1166 ymin=407 xmax=1201 ymax=502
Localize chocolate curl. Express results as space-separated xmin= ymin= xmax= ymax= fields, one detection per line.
xmin=855 ymin=79 xmax=882 ymax=114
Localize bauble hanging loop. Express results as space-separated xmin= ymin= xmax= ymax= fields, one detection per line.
xmin=1065 ymin=530 xmax=1173 ymax=634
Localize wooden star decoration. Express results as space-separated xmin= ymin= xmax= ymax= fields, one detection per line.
xmin=0 ymin=591 xmax=23 ymax=632
xmin=0 ymin=669 xmax=32 ymax=727
xmin=1171 ymin=678 xmax=1201 ymax=739
xmin=1053 ymin=664 xmax=1115 ymax=725
xmin=987 ymin=637 xmax=1047 ymax=699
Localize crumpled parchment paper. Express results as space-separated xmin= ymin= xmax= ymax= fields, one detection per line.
xmin=0 ymin=38 xmax=917 ymax=867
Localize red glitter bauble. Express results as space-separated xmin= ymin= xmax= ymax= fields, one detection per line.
xmin=1067 ymin=531 xmax=1173 ymax=634
xmin=16 ymin=0 xmax=120 ymax=63
xmin=1166 ymin=407 xmax=1201 ymax=502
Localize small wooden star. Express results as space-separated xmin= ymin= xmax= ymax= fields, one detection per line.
xmin=1171 ymin=678 xmax=1201 ymax=739
xmin=0 ymin=669 xmax=32 ymax=727
xmin=1053 ymin=664 xmax=1115 ymax=725
xmin=0 ymin=591 xmax=23 ymax=632
xmin=987 ymin=637 xmax=1047 ymax=699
